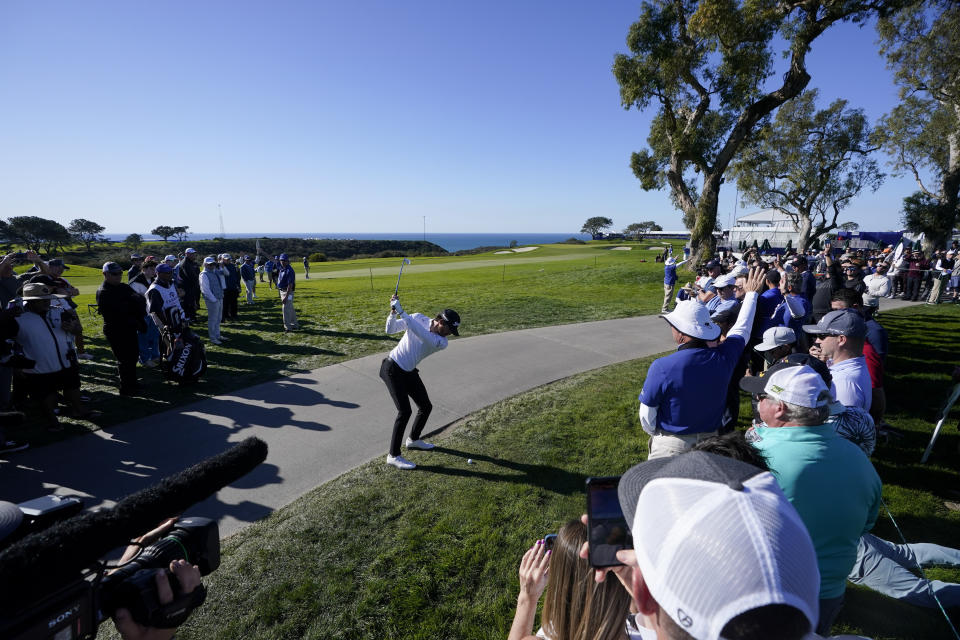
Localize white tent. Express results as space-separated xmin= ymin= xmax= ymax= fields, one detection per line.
xmin=728 ymin=208 xmax=805 ymax=249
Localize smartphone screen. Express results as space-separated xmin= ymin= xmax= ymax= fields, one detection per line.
xmin=586 ymin=476 xmax=633 ymax=567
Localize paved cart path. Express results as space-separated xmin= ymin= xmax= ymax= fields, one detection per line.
xmin=0 ymin=298 xmax=918 ymax=539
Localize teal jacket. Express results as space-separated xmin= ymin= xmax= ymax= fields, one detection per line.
xmin=752 ymin=423 xmax=882 ymax=599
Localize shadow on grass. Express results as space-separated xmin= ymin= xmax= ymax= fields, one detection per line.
xmin=312 ymin=328 xmax=398 ymax=342
xmin=837 ymin=584 xmax=959 ymax=640
xmin=419 ymin=446 xmax=588 ymax=496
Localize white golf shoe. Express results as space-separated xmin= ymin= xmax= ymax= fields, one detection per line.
xmin=405 ymin=438 xmax=435 ymax=450
xmin=386 ymin=454 xmax=416 ymax=470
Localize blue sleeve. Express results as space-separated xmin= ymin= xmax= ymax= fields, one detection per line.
xmin=719 ymin=334 xmax=746 ymax=364
xmin=639 ymin=360 xmax=664 ymax=407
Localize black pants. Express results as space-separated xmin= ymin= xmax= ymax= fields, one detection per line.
xmin=182 ymin=289 xmax=198 ymax=321
xmin=104 ymin=325 xmax=139 ymax=391
xmin=223 ymin=289 xmax=239 ymax=320
xmin=379 ymin=357 xmax=432 ymax=457
xmin=904 ymin=277 xmax=921 ymax=300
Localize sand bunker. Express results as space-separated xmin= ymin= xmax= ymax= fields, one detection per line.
xmin=610 ymin=246 xmax=632 ymax=251
xmin=494 ymin=250 xmax=513 ymax=254
xmin=495 ymin=246 xmax=539 ymax=254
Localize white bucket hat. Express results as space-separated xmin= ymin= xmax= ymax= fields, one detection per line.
xmin=661 ymin=300 xmax=721 ymax=340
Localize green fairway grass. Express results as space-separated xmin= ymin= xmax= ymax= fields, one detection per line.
xmin=96 ymin=303 xmax=959 ymax=640
xmin=18 ymin=243 xmax=672 ymax=444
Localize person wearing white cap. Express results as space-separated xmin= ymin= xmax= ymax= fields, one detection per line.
xmin=612 ymin=451 xmax=824 ymax=640
xmin=694 ymin=276 xmax=718 ymax=311
xmin=638 ymin=267 xmax=766 ymax=459
xmin=661 ymin=254 xmax=688 ymax=313
xmin=199 ymin=256 xmax=226 ymax=345
xmin=754 ymin=326 xmax=798 ymax=367
xmin=707 ymin=273 xmax=738 ymax=318
xmin=740 ymin=364 xmax=881 ymax=634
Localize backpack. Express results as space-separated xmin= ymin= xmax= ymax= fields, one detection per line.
xmin=160 ymin=325 xmax=207 ymax=384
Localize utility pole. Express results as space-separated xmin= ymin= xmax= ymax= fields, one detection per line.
xmin=218 ymin=203 xmax=225 ymax=237
xmin=422 ymin=216 xmax=426 ymax=242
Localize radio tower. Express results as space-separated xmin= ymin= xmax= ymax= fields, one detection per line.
xmin=218 ymin=203 xmax=225 ymax=237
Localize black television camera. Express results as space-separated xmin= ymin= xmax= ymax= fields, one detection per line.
xmin=0 ymin=437 xmax=267 ymax=640
xmin=1 ymin=515 xmax=217 ymax=639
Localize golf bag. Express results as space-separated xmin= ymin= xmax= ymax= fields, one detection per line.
xmin=160 ymin=324 xmax=207 ymax=384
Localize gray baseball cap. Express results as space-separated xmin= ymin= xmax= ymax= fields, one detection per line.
xmin=802 ymin=308 xmax=866 ymax=338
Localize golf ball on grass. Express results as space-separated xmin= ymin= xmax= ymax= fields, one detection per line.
xmin=467 ymin=458 xmax=474 ymax=464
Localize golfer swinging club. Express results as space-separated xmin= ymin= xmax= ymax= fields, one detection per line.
xmin=380 ymin=293 xmax=461 ymax=470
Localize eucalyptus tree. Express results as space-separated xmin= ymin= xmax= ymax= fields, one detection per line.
xmin=875 ymin=0 xmax=960 ymax=250
xmin=614 ymin=0 xmax=904 ymax=263
xmin=731 ymin=91 xmax=882 ymax=250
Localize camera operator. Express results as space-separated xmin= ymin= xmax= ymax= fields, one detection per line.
xmin=110 ymin=518 xmax=203 ymax=640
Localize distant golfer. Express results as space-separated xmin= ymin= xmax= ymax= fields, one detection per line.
xmin=381 ymin=294 xmax=461 ymax=470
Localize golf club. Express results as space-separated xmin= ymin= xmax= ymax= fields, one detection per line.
xmin=394 ymin=258 xmax=411 ymax=297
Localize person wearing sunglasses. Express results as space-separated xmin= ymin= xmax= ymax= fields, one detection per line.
xmin=802 ymin=309 xmax=871 ymax=413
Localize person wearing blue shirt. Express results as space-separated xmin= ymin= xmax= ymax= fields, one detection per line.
xmin=795 ymin=256 xmax=817 ymax=302
xmin=276 ymin=253 xmax=298 ymax=332
xmin=638 ymin=267 xmax=766 ymax=459
xmin=240 ymin=255 xmax=257 ymax=304
xmin=709 ymin=273 xmax=740 ymax=319
xmin=661 ymin=255 xmax=688 ymax=313
xmin=755 ymin=270 xmax=785 ymax=334
xmin=263 ymin=257 xmax=275 ymax=289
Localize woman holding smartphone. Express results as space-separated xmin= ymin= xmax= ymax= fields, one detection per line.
xmin=507 ymin=519 xmax=635 ymax=640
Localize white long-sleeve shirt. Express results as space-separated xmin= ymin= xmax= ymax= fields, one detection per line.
xmin=386 ymin=311 xmax=447 ymax=371
xmin=863 ymin=273 xmax=890 ymax=297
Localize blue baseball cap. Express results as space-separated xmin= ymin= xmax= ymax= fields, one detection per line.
xmin=156 ymin=264 xmax=174 ymax=274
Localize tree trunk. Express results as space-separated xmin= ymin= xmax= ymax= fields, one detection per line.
xmin=689 ymin=176 xmax=721 ymax=264
xmin=797 ymin=216 xmax=813 ymax=252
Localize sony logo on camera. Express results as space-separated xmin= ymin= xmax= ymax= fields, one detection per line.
xmin=47 ymin=604 xmax=80 ymax=629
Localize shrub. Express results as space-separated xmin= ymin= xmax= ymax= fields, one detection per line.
xmin=308 ymin=252 xmax=327 ymax=262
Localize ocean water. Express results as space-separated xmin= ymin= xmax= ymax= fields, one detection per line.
xmin=104 ymin=232 xmax=590 ymax=253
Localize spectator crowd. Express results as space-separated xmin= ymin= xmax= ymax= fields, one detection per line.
xmin=504 ymin=240 xmax=960 ymax=639
xmin=0 ymin=249 xmax=305 ymax=452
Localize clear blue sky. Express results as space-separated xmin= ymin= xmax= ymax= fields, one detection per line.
xmin=0 ymin=1 xmax=918 ymax=236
